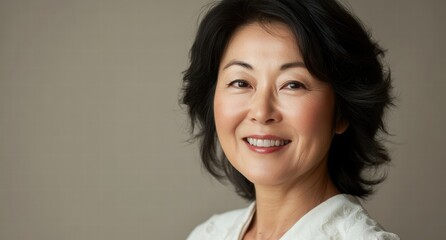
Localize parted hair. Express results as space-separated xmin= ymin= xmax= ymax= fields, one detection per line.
xmin=181 ymin=0 xmax=393 ymax=200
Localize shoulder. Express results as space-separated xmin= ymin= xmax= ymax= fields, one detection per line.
xmin=286 ymin=194 xmax=400 ymax=240
xmin=186 ymin=203 xmax=254 ymax=240
xmin=335 ymin=195 xmax=400 ymax=240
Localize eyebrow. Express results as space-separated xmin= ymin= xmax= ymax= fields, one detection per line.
xmin=223 ymin=60 xmax=253 ymax=70
xmin=222 ymin=60 xmax=306 ymax=71
xmin=280 ymin=62 xmax=306 ymax=70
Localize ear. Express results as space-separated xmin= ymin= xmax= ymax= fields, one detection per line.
xmin=335 ymin=118 xmax=349 ymax=134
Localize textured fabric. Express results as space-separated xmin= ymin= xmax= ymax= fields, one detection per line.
xmin=186 ymin=194 xmax=400 ymax=240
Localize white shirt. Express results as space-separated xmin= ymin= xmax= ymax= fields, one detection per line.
xmin=187 ymin=194 xmax=400 ymax=240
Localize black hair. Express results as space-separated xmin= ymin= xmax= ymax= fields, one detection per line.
xmin=181 ymin=0 xmax=393 ymax=200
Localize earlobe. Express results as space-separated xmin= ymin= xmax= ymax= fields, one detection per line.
xmin=335 ymin=119 xmax=349 ymax=134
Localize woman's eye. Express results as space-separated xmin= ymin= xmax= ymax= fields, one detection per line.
xmin=228 ymin=80 xmax=251 ymax=88
xmin=283 ymin=81 xmax=306 ymax=90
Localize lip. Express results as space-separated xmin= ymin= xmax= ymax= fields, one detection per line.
xmin=243 ymin=134 xmax=291 ymax=154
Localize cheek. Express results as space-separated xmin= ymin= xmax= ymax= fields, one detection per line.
xmin=213 ymin=91 xmax=246 ymax=139
xmin=285 ymin=95 xmax=335 ymax=136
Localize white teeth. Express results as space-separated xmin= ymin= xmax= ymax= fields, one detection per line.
xmin=246 ymin=138 xmax=289 ymax=147
xmin=257 ymin=139 xmax=264 ymax=147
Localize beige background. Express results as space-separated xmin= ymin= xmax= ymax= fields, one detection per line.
xmin=0 ymin=0 xmax=445 ymax=239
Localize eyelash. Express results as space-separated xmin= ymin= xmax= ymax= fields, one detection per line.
xmin=227 ymin=80 xmax=307 ymax=90
xmin=282 ymin=81 xmax=306 ymax=90
xmin=227 ymin=79 xmax=251 ymax=88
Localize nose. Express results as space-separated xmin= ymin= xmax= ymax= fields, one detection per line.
xmin=248 ymin=90 xmax=282 ymax=125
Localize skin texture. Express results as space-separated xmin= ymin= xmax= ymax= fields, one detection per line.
xmin=213 ymin=22 xmax=348 ymax=240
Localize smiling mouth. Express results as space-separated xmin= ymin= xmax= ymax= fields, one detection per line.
xmin=244 ymin=137 xmax=291 ymax=147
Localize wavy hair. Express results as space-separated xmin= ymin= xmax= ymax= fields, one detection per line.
xmin=181 ymin=0 xmax=393 ymax=200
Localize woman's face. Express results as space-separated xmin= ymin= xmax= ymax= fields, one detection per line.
xmin=214 ymin=22 xmax=347 ymax=188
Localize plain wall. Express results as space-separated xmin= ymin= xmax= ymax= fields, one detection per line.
xmin=0 ymin=0 xmax=445 ymax=239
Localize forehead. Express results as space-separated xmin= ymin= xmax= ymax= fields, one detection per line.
xmin=221 ymin=21 xmax=302 ymax=65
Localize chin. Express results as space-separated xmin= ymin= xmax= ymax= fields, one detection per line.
xmin=240 ymin=165 xmax=291 ymax=187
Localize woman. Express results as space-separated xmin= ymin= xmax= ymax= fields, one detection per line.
xmin=182 ymin=0 xmax=399 ymax=239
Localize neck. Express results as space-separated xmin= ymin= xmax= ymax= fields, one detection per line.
xmin=245 ymin=165 xmax=339 ymax=240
